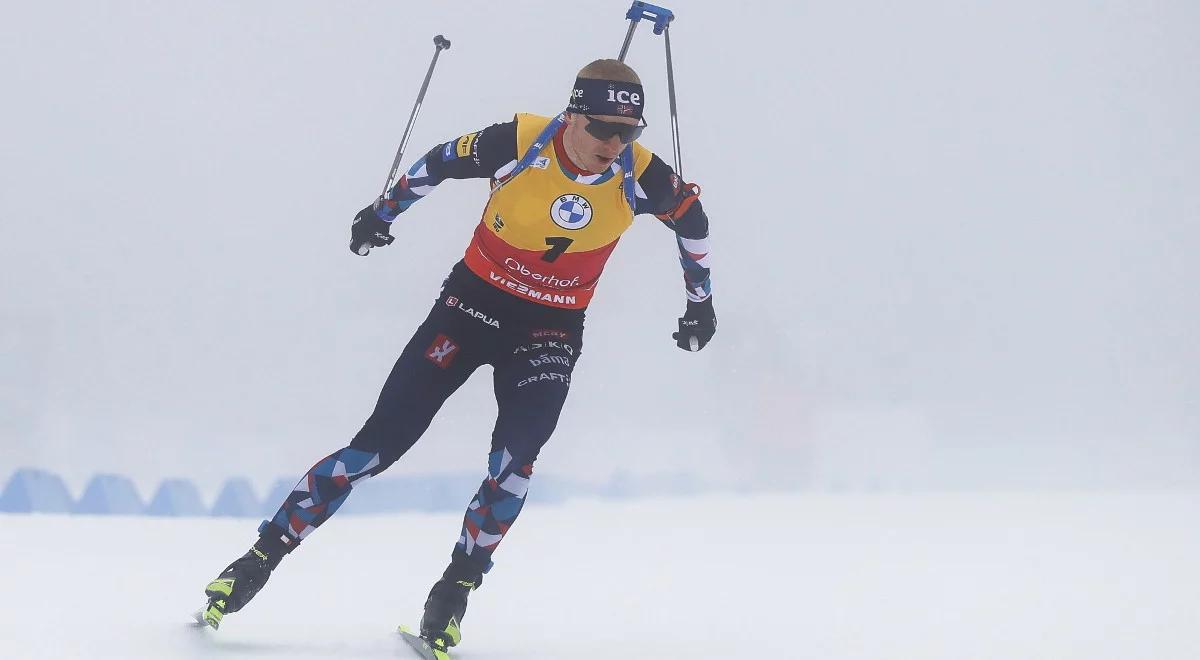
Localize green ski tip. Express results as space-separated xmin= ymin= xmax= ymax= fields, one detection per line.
xmin=398 ymin=625 xmax=451 ymax=660
xmin=191 ymin=604 xmax=222 ymax=630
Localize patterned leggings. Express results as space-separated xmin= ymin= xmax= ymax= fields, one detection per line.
xmin=263 ymin=265 xmax=583 ymax=575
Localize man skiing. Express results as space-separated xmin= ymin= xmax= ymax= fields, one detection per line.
xmin=200 ymin=58 xmax=715 ymax=653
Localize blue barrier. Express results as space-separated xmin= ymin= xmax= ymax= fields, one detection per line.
xmin=602 ymin=470 xmax=704 ymax=498
xmin=211 ymin=477 xmax=260 ymax=517
xmin=338 ymin=473 xmax=481 ymax=515
xmin=261 ymin=477 xmax=294 ymax=517
xmin=145 ymin=478 xmax=207 ymax=516
xmin=73 ymin=473 xmax=144 ymax=515
xmin=0 ymin=468 xmax=708 ymax=517
xmin=0 ymin=468 xmax=73 ymax=513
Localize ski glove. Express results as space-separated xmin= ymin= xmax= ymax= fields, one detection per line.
xmin=673 ymin=297 xmax=716 ymax=352
xmin=350 ymin=203 xmax=395 ymax=256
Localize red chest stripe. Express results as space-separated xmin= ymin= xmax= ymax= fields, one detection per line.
xmin=463 ymin=223 xmax=620 ymax=309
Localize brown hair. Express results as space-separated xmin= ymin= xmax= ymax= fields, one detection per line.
xmin=576 ymin=58 xmax=642 ymax=85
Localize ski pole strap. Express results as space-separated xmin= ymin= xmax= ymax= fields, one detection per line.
xmin=493 ymin=114 xmax=567 ymax=190
xmin=495 ymin=113 xmax=637 ymax=213
xmin=619 ymin=147 xmax=636 ymax=211
xmin=655 ymin=182 xmax=701 ymax=224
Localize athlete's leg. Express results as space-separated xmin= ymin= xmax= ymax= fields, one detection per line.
xmin=264 ymin=285 xmax=492 ymax=545
xmin=453 ymin=324 xmax=584 ymax=573
xmin=202 ymin=270 xmax=515 ymax=628
xmin=201 ymin=277 xmax=496 ymax=627
xmin=419 ymin=322 xmax=583 ymax=645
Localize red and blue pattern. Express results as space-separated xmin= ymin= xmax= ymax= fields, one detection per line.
xmin=378 ymin=156 xmax=439 ymax=218
xmin=676 ymin=234 xmax=712 ymax=302
xmin=268 ymin=447 xmax=382 ymax=541
xmin=456 ymin=448 xmax=534 ymax=572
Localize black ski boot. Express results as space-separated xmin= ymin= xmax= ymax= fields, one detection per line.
xmin=199 ymin=523 xmax=295 ymax=629
xmin=419 ymin=558 xmax=485 ymax=649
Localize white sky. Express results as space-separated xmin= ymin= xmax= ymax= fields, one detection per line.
xmin=1 ymin=1 xmax=1198 ymax=493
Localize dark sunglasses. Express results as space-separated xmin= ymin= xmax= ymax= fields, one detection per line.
xmin=582 ymin=115 xmax=647 ymax=144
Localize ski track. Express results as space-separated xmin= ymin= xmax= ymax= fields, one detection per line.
xmin=2 ymin=491 xmax=1198 ymax=659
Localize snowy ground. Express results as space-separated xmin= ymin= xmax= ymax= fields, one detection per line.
xmin=1 ymin=491 xmax=1197 ymax=659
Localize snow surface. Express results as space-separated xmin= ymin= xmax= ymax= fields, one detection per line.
xmin=2 ymin=491 xmax=1198 ymax=659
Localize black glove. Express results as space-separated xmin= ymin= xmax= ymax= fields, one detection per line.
xmin=673 ymin=297 xmax=716 ymax=352
xmin=349 ymin=202 xmax=395 ymax=256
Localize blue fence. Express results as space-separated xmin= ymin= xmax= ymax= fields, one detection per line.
xmin=0 ymin=467 xmax=706 ymax=516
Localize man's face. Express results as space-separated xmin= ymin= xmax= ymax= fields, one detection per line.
xmin=563 ymin=113 xmax=641 ymax=172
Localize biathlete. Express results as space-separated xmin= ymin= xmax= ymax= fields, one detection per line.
xmin=200 ymin=58 xmax=716 ymax=653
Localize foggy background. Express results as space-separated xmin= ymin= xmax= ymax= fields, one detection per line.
xmin=2 ymin=0 xmax=1198 ymax=498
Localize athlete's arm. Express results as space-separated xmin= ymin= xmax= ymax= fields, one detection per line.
xmin=635 ymin=154 xmax=712 ymax=303
xmin=376 ymin=120 xmax=519 ymax=219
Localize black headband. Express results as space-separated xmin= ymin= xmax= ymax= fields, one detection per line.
xmin=567 ymin=78 xmax=645 ymax=119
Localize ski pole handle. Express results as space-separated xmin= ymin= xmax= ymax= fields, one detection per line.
xmin=381 ymin=35 xmax=452 ymax=199
xmin=627 ymin=2 xmax=674 ymax=34
xmin=618 ymin=2 xmax=673 ymax=62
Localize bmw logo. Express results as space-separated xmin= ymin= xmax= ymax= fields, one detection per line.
xmin=550 ymin=194 xmax=593 ymax=230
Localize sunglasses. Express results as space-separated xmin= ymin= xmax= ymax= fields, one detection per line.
xmin=582 ymin=115 xmax=647 ymax=144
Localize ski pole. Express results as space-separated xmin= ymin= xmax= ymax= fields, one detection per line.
xmin=661 ymin=24 xmax=684 ymax=180
xmin=381 ymin=35 xmax=452 ymax=199
xmin=616 ymin=3 xmax=684 ymax=180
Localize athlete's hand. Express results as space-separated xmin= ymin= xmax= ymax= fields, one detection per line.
xmin=349 ymin=202 xmax=395 ymax=256
xmin=673 ymin=297 xmax=716 ymax=352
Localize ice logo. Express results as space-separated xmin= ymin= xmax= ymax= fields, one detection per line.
xmin=605 ymin=89 xmax=641 ymax=106
xmin=550 ymin=194 xmax=592 ymax=230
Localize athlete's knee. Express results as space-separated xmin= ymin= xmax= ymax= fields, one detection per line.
xmin=348 ymin=436 xmax=401 ymax=473
xmin=486 ymin=446 xmax=535 ymax=496
xmin=490 ymin=418 xmax=557 ymax=467
xmin=268 ymin=445 xmax=384 ymax=541
xmin=293 ymin=446 xmax=386 ymax=500
xmin=349 ymin=412 xmax=425 ymax=470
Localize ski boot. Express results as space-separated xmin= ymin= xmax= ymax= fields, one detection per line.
xmin=198 ymin=523 xmax=295 ymax=629
xmin=418 ymin=558 xmax=485 ymax=650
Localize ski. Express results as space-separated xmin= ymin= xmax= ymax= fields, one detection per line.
xmin=191 ymin=603 xmax=221 ymax=630
xmin=398 ymin=625 xmax=452 ymax=660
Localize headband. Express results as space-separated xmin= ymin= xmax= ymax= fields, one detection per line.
xmin=567 ymin=78 xmax=645 ymax=119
